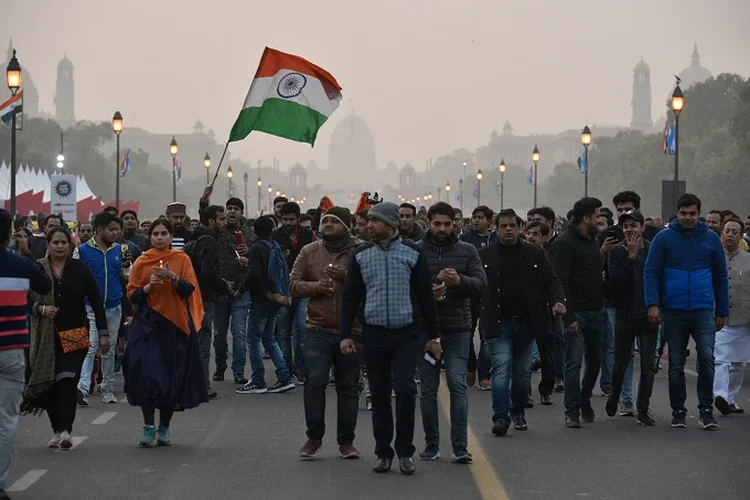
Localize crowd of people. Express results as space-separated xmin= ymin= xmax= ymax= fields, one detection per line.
xmin=0 ymin=184 xmax=748 ymax=496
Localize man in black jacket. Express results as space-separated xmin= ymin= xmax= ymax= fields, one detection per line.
xmin=552 ymin=197 xmax=604 ymax=428
xmin=416 ymin=202 xmax=486 ymax=463
xmin=190 ymin=205 xmax=232 ymax=398
xmin=482 ymin=210 xmax=566 ymax=436
xmin=605 ymin=210 xmax=658 ymax=425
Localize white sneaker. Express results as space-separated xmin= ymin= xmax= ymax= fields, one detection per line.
xmin=48 ymin=432 xmax=61 ymax=448
xmin=59 ymin=431 xmax=73 ymax=449
xmin=101 ymin=390 xmax=118 ymax=404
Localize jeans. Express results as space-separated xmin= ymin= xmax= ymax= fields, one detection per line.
xmin=247 ymin=301 xmax=291 ymax=388
xmin=78 ymin=305 xmax=121 ymax=394
xmin=198 ymin=301 xmax=216 ymax=390
xmin=419 ymin=332 xmax=469 ymax=454
xmin=564 ymin=310 xmax=603 ymax=415
xmin=487 ymin=321 xmax=534 ymax=424
xmin=213 ymin=292 xmax=251 ymax=376
xmin=600 ymin=307 xmax=616 ymax=390
xmin=477 ymin=319 xmax=491 ymax=381
xmin=363 ymin=324 xmax=420 ymax=460
xmin=0 ymin=349 xmax=25 ymax=490
xmin=531 ymin=341 xmax=540 ymax=362
xmin=663 ymin=309 xmax=716 ymax=415
xmin=304 ymin=330 xmax=362 ymax=444
xmin=611 ymin=317 xmax=658 ymax=414
xmin=276 ymin=297 xmax=308 ymax=374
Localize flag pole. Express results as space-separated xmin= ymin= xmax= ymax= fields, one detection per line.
xmin=208 ymin=142 xmax=231 ymax=188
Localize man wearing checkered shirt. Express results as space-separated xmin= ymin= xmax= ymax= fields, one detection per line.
xmin=340 ymin=202 xmax=440 ymax=476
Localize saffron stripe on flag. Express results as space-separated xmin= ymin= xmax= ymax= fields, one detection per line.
xmin=254 ymin=48 xmax=341 ymax=90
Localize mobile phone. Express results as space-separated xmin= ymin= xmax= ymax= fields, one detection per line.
xmin=424 ymin=352 xmax=437 ymax=365
xmin=235 ymin=231 xmax=244 ymax=246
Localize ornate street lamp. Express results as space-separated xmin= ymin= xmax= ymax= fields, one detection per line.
xmin=204 ymin=152 xmax=211 ymax=184
xmin=6 ymin=50 xmax=21 ymax=216
xmin=671 ymin=80 xmax=685 ymax=207
xmin=581 ymin=125 xmax=591 ymax=197
xmin=476 ymin=170 xmax=483 ymax=206
xmin=532 ymin=145 xmax=540 ymax=208
xmin=243 ymin=172 xmax=249 ymax=210
xmin=112 ymin=111 xmax=124 ymax=210
xmin=499 ymin=159 xmax=506 ymax=209
xmin=169 ymin=136 xmax=178 ymax=202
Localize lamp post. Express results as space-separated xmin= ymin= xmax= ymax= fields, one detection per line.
xmin=6 ymin=49 xmax=21 ymax=217
xmin=243 ymin=172 xmax=249 ymax=211
xmin=257 ymin=160 xmax=263 ymax=215
xmin=461 ymin=161 xmax=467 ymax=212
xmin=227 ymin=166 xmax=234 ymax=197
xmin=267 ymin=185 xmax=273 ymax=213
xmin=499 ymin=159 xmax=506 ymax=209
xmin=112 ymin=111 xmax=123 ymax=210
xmin=476 ymin=169 xmax=483 ymax=207
xmin=169 ymin=136 xmax=178 ymax=202
xmin=671 ymin=81 xmax=684 ymax=207
xmin=445 ymin=182 xmax=451 ymax=203
xmin=56 ymin=133 xmax=65 ymax=171
xmin=532 ymin=145 xmax=540 ymax=208
xmin=203 ymin=153 xmax=211 ymax=185
xmin=581 ymin=125 xmax=591 ymax=197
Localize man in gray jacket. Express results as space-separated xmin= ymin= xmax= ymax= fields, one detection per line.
xmin=417 ymin=202 xmax=487 ymax=463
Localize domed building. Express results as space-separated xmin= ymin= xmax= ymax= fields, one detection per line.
xmin=328 ymin=113 xmax=376 ymax=174
xmin=678 ymin=43 xmax=712 ymax=89
xmin=1 ymin=39 xmax=40 ymax=117
xmin=289 ymin=163 xmax=307 ymax=189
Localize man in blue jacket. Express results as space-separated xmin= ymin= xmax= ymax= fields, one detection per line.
xmin=645 ymin=193 xmax=728 ymax=430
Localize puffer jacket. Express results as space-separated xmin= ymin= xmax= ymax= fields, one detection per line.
xmin=289 ymin=238 xmax=361 ymax=335
xmin=417 ymin=233 xmax=487 ymax=334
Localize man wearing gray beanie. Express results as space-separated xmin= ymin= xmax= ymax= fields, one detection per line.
xmin=339 ymin=202 xmax=441 ymax=475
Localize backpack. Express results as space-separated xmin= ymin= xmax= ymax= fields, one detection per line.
xmin=257 ymin=239 xmax=292 ymax=306
xmin=183 ymin=235 xmax=213 ymax=278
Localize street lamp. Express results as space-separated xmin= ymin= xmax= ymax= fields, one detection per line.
xmin=461 ymin=161 xmax=467 ymax=212
xmin=581 ymin=125 xmax=591 ymax=197
xmin=56 ymin=154 xmax=64 ymax=170
xmin=267 ymin=185 xmax=273 ymax=213
xmin=532 ymin=145 xmax=540 ymax=208
xmin=112 ymin=111 xmax=124 ymax=210
xmin=257 ymin=177 xmax=262 ymax=215
xmin=169 ymin=135 xmax=178 ymax=202
xmin=6 ymin=49 xmax=21 ymax=217
xmin=204 ymin=152 xmax=211 ymax=184
xmin=476 ymin=169 xmax=483 ymax=206
xmin=671 ymin=80 xmax=684 ymax=207
xmin=243 ymin=172 xmax=249 ymax=211
xmin=499 ymin=159 xmax=506 ymax=209
xmin=445 ymin=182 xmax=451 ymax=203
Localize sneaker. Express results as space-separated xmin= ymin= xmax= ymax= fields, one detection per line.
xmin=565 ymin=414 xmax=581 ymax=428
xmin=235 ymin=382 xmax=268 ymax=394
xmin=234 ymin=373 xmax=248 ymax=385
xmin=637 ymin=413 xmax=656 ymax=426
xmin=525 ymin=394 xmax=534 ymax=409
xmin=714 ymin=395 xmax=731 ymax=416
xmin=479 ymin=379 xmax=491 ymax=391
xmin=600 ymin=387 xmax=613 ymax=397
xmin=671 ymin=414 xmax=687 ymax=428
xmin=512 ymin=414 xmax=528 ymax=431
xmin=101 ymin=390 xmax=118 ymax=404
xmin=540 ymin=394 xmax=553 ymax=405
xmin=605 ymin=395 xmax=618 ymax=417
xmin=157 ymin=426 xmax=172 ymax=446
xmin=491 ymin=421 xmax=509 ymax=436
xmin=729 ymin=403 xmax=744 ymax=414
xmin=554 ymin=379 xmax=564 ymax=393
xmin=699 ymin=412 xmax=719 ymax=430
xmin=465 ymin=371 xmax=477 ymax=387
xmin=581 ymin=408 xmax=595 ymax=423
xmin=208 ymin=389 xmax=218 ymax=399
xmin=619 ymin=402 xmax=635 ymax=417
xmin=268 ymin=380 xmax=296 ymax=393
xmin=299 ymin=439 xmax=322 ymax=459
xmin=139 ymin=425 xmax=156 ymax=447
xmin=339 ymin=443 xmax=360 ymax=459
xmin=212 ymin=368 xmax=225 ymax=382
xmin=365 ymin=395 xmax=372 ymax=411
xmin=48 ymin=432 xmax=61 ymax=449
xmin=418 ymin=446 xmax=440 ymax=460
xmin=294 ymin=371 xmax=306 ymax=385
xmin=77 ymin=388 xmax=89 ymax=406
xmin=451 ymin=451 xmax=473 ymax=463
xmin=59 ymin=431 xmax=73 ymax=450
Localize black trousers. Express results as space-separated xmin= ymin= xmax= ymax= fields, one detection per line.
xmin=611 ymin=316 xmax=658 ymax=414
xmin=47 ymin=378 xmax=79 ymax=433
xmin=535 ymin=333 xmax=556 ymax=397
xmin=141 ymin=404 xmax=175 ymax=427
xmin=363 ymin=324 xmax=419 ymax=460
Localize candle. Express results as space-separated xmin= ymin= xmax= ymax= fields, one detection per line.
xmin=159 ymin=260 xmax=163 ymax=268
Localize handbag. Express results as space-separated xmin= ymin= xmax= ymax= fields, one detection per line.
xmin=56 ymin=325 xmax=91 ymax=354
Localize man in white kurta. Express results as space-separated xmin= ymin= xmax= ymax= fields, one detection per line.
xmin=714 ymin=219 xmax=750 ymax=415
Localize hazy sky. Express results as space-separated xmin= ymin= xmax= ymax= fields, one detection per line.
xmin=6 ymin=0 xmax=750 ymax=173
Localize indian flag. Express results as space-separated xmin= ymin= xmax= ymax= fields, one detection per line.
xmin=229 ymin=48 xmax=342 ymax=146
xmin=0 ymin=91 xmax=23 ymax=125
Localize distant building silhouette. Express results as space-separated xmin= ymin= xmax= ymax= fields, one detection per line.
xmin=1 ymin=39 xmax=40 ymax=117
xmin=631 ymin=57 xmax=653 ymax=132
xmin=328 ymin=113 xmax=376 ymax=174
xmin=290 ymin=163 xmax=307 ymax=189
xmin=678 ymin=43 xmax=712 ymax=89
xmin=54 ymin=53 xmax=76 ymax=128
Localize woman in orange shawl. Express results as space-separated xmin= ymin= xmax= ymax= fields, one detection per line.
xmin=123 ymin=218 xmax=208 ymax=448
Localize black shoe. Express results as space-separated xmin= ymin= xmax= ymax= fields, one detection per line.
xmin=581 ymin=408 xmax=595 ymax=423
xmin=525 ymin=394 xmax=534 ymax=409
xmin=234 ymin=373 xmax=248 ymax=385
xmin=565 ymin=413 xmax=581 ymax=428
xmin=294 ymin=370 xmax=306 ymax=385
xmin=637 ymin=412 xmax=656 ymax=426
xmin=540 ymin=394 xmax=553 ymax=405
xmin=373 ymin=457 xmax=392 ymax=473
xmin=671 ymin=413 xmax=687 ymax=428
xmin=399 ymin=457 xmax=416 ymax=475
xmin=208 ymin=389 xmax=218 ymax=399
xmin=554 ymin=379 xmax=564 ymax=393
xmin=512 ymin=414 xmax=528 ymax=431
xmin=653 ymin=360 xmax=661 ymax=375
xmin=714 ymin=395 xmax=731 ymax=416
xmin=699 ymin=412 xmax=719 ymax=430
xmin=729 ymin=403 xmax=744 ymax=414
xmin=491 ymin=421 xmax=509 ymax=436
xmin=605 ymin=395 xmax=618 ymax=417
xmin=212 ymin=368 xmax=226 ymax=382
xmin=530 ymin=360 xmax=541 ymax=372
xmin=0 ymin=488 xmax=9 ymax=500
xmin=600 ymin=387 xmax=613 ymax=397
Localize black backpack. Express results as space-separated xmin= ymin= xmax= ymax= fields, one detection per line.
xmin=183 ymin=235 xmax=213 ymax=278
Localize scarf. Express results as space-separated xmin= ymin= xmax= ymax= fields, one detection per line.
xmin=22 ymin=257 xmax=59 ymax=415
xmin=127 ymin=249 xmax=204 ymax=334
xmin=322 ymin=234 xmax=359 ymax=254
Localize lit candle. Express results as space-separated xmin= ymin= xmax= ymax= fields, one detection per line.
xmin=159 ymin=260 xmax=163 ymax=268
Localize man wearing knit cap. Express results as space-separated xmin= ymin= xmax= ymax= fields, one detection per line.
xmin=340 ymin=202 xmax=441 ymax=476
xmin=165 ymin=202 xmax=191 ymax=250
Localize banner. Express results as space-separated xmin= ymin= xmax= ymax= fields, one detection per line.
xmin=50 ymin=174 xmax=77 ymax=222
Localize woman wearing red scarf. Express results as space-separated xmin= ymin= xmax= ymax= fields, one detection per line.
xmin=123 ymin=218 xmax=207 ymax=447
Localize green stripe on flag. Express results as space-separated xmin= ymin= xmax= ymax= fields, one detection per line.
xmin=229 ymin=98 xmax=329 ymax=146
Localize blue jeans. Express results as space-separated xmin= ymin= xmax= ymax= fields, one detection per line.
xmin=487 ymin=321 xmax=534 ymax=424
xmin=78 ymin=305 xmax=121 ymax=394
xmin=213 ymin=292 xmax=251 ymax=376
xmin=600 ymin=307 xmax=615 ymax=390
xmin=663 ymin=309 xmax=716 ymax=415
xmin=276 ymin=297 xmax=308 ymax=374
xmin=419 ymin=332 xmax=469 ymax=454
xmin=564 ymin=310 xmax=603 ymax=415
xmin=531 ymin=341 xmax=540 ymax=363
xmin=0 ymin=349 xmax=25 ymax=490
xmin=247 ymin=301 xmax=291 ymax=388
xmin=477 ymin=319 xmax=491 ymax=381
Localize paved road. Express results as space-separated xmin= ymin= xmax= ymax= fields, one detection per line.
xmin=6 ymin=354 xmax=750 ymax=500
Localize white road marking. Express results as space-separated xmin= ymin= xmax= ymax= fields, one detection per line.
xmin=55 ymin=436 xmax=87 ymax=452
xmin=92 ymin=411 xmax=118 ymax=424
xmin=7 ymin=469 xmax=47 ymax=491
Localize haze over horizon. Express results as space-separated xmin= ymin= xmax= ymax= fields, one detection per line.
xmin=5 ymin=0 xmax=750 ymax=172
